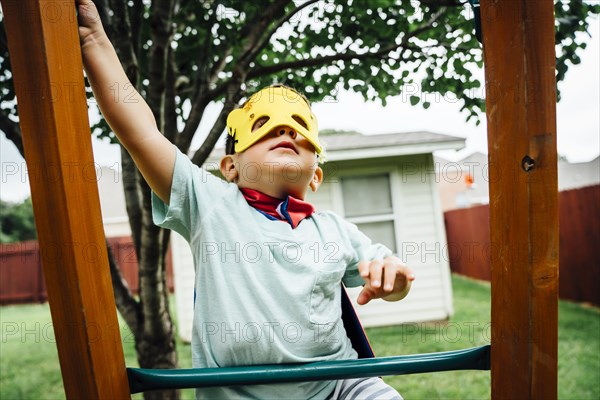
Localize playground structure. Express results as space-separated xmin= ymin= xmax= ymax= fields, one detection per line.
xmin=1 ymin=0 xmax=558 ymax=398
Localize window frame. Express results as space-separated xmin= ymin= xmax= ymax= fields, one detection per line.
xmin=331 ymin=165 xmax=404 ymax=255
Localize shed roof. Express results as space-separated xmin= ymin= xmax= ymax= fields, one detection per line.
xmin=203 ymin=130 xmax=465 ymax=164
xmin=320 ymin=130 xmax=464 ymax=150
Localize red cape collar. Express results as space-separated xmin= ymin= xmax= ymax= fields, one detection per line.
xmin=240 ymin=188 xmax=315 ymax=229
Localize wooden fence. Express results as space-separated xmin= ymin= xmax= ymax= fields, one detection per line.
xmin=445 ymin=185 xmax=600 ymax=306
xmin=0 ymin=236 xmax=173 ymax=305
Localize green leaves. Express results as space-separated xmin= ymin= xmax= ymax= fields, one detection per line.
xmin=0 ymin=198 xmax=37 ymax=243
xmin=0 ymin=0 xmax=598 ymax=146
xmin=554 ymin=0 xmax=599 ymax=98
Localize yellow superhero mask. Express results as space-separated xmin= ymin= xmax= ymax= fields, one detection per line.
xmin=226 ymin=86 xmax=322 ymax=154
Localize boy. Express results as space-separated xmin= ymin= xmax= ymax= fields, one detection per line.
xmin=77 ymin=1 xmax=414 ymax=399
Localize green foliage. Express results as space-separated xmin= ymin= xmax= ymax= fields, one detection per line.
xmin=555 ymin=0 xmax=600 ymax=101
xmin=0 ymin=197 xmax=37 ymax=243
xmin=2 ymin=1 xmax=596 ymax=146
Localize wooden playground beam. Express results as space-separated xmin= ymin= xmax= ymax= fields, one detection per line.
xmin=480 ymin=1 xmax=559 ymax=399
xmin=2 ymin=1 xmax=130 ymax=398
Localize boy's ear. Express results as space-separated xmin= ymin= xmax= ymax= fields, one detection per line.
xmin=220 ymin=155 xmax=238 ymax=182
xmin=309 ymin=166 xmax=323 ymax=192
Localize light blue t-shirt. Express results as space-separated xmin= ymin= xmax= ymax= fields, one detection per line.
xmin=152 ymin=148 xmax=393 ymax=399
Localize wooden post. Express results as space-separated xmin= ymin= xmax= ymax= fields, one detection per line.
xmin=480 ymin=1 xmax=559 ymax=399
xmin=2 ymin=1 xmax=130 ymax=398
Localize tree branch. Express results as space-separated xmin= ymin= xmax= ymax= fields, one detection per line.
xmin=0 ymin=19 xmax=9 ymax=54
xmin=0 ymin=20 xmax=22 ymax=157
xmin=177 ymin=101 xmax=207 ymax=153
xmin=189 ymin=105 xmax=229 ymax=167
xmin=246 ymin=46 xmax=392 ymax=80
xmin=164 ymin=46 xmax=178 ymax=143
xmin=205 ymin=0 xmax=290 ymax=89
xmin=247 ymin=0 xmax=320 ymax=63
xmin=138 ymin=179 xmax=173 ymax=341
xmin=190 ymin=84 xmax=243 ymax=166
xmin=121 ymin=148 xmax=143 ymax=259
xmin=245 ymin=6 xmax=447 ymax=81
xmin=130 ymin=0 xmax=144 ymax=61
xmin=235 ymin=0 xmax=290 ymax=68
xmin=206 ymin=46 xmax=232 ymax=89
xmin=146 ymin=0 xmax=175 ymax=132
xmin=175 ymin=2 xmax=222 ymax=150
xmin=108 ymin=0 xmax=139 ymax=85
xmin=202 ymin=1 xmax=222 ymax=88
xmin=107 ymin=242 xmax=141 ymax=334
xmin=202 ymin=0 xmax=291 ymax=102
xmin=92 ymin=0 xmax=114 ymax=39
xmin=410 ymin=6 xmax=449 ymax=37
xmin=0 ymin=109 xmax=24 ymax=157
xmin=180 ymin=1 xmax=290 ymax=153
xmin=204 ymin=1 xmax=444 ymax=142
xmin=419 ymin=0 xmax=463 ymax=6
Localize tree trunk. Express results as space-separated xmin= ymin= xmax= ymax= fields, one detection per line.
xmin=135 ymin=234 xmax=178 ymax=399
xmin=107 ymin=2 xmax=181 ymax=397
xmin=135 ymin=328 xmax=179 ymax=400
xmin=137 ymin=173 xmax=178 ymax=399
xmin=119 ymin=143 xmax=179 ymax=399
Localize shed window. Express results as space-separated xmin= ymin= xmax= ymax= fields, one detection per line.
xmin=341 ymin=174 xmax=393 ymax=217
xmin=340 ymin=173 xmax=397 ymax=253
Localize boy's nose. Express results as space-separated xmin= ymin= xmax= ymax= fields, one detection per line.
xmin=277 ymin=126 xmax=297 ymax=139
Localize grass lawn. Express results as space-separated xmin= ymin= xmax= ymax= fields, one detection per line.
xmin=1 ymin=274 xmax=599 ymax=399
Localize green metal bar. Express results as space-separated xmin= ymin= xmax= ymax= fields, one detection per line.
xmin=127 ymin=345 xmax=490 ymax=394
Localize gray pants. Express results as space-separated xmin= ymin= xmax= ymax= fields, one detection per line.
xmin=328 ymin=377 xmax=403 ymax=400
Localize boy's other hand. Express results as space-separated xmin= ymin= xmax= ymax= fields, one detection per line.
xmin=357 ymin=256 xmax=415 ymax=305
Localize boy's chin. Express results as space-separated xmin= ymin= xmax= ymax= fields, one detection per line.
xmin=259 ymin=161 xmax=310 ymax=178
xmin=264 ymin=152 xmax=301 ymax=164
xmin=241 ymin=179 xmax=310 ymax=199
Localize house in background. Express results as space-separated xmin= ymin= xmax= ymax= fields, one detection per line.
xmin=97 ymin=165 xmax=129 ymax=237
xmin=435 ymin=153 xmax=599 ymax=212
xmin=558 ymin=156 xmax=600 ymax=190
xmin=163 ymin=130 xmax=465 ymax=342
xmin=435 ymin=152 xmax=489 ymax=212
xmin=442 ymin=153 xmax=600 ymax=307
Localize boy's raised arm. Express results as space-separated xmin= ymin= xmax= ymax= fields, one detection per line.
xmin=76 ymin=0 xmax=175 ymax=203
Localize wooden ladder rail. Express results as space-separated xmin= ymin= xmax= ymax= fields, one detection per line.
xmin=1 ymin=1 xmax=130 ymax=398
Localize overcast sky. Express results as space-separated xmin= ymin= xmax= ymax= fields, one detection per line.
xmin=1 ymin=19 xmax=598 ymax=202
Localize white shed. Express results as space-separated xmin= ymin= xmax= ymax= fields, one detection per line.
xmin=170 ymin=131 xmax=465 ymax=342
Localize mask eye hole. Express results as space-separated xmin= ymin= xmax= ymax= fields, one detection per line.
xmin=252 ymin=116 xmax=269 ymax=132
xmin=292 ymin=115 xmax=308 ymax=129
